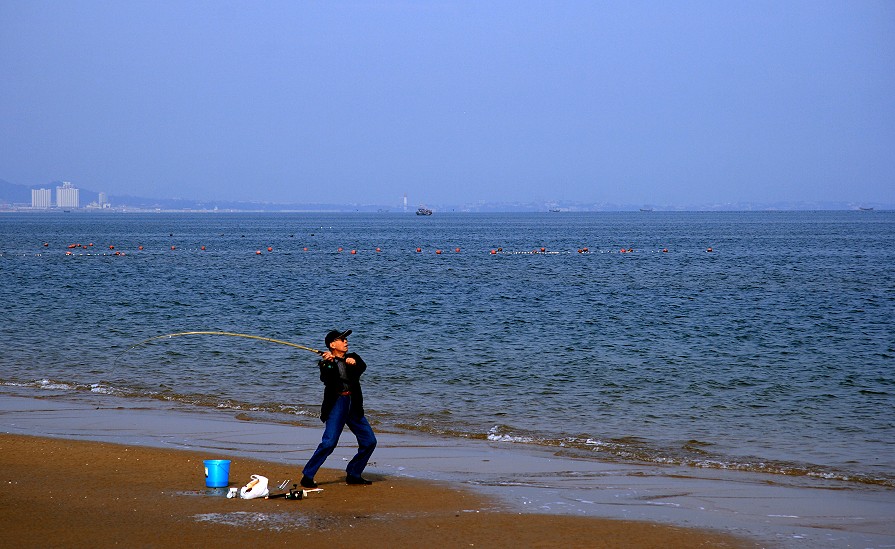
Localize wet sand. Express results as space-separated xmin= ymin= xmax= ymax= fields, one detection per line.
xmin=0 ymin=433 xmax=754 ymax=548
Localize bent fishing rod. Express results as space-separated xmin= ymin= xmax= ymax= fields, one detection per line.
xmin=117 ymin=331 xmax=325 ymax=364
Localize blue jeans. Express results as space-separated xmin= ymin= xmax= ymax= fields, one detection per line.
xmin=302 ymin=395 xmax=377 ymax=479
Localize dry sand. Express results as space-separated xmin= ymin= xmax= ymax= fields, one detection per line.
xmin=0 ymin=433 xmax=759 ymax=548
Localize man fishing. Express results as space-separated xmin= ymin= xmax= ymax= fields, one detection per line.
xmin=300 ymin=329 xmax=377 ymax=487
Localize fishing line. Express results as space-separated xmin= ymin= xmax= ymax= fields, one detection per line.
xmin=116 ymin=331 xmax=324 ymax=365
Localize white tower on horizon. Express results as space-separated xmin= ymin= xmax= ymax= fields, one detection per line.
xmin=56 ymin=181 xmax=79 ymax=209
xmin=31 ymin=188 xmax=52 ymax=209
xmin=403 ymin=193 xmax=408 ymax=213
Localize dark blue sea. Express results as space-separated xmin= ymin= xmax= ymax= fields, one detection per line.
xmin=1 ymin=211 xmax=893 ymax=488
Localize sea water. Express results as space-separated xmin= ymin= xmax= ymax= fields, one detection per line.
xmin=1 ymin=211 xmax=892 ymax=488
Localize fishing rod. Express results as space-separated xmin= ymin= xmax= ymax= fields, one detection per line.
xmin=118 ymin=331 xmax=324 ymax=363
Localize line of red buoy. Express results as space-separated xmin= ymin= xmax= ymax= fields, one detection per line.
xmin=46 ymin=242 xmax=716 ymax=255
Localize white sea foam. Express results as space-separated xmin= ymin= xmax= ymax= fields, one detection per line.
xmin=38 ymin=379 xmax=74 ymax=390
xmin=487 ymin=426 xmax=533 ymax=443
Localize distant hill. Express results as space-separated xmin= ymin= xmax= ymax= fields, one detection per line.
xmin=0 ymin=179 xmax=101 ymax=206
xmin=0 ymin=179 xmax=384 ymax=211
xmin=0 ymin=179 xmax=32 ymax=203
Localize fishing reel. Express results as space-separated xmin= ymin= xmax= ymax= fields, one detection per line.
xmin=284 ymin=484 xmax=304 ymax=500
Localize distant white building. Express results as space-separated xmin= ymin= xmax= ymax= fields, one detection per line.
xmin=32 ymin=188 xmax=52 ymax=209
xmin=56 ymin=181 xmax=79 ymax=209
xmin=98 ymin=192 xmax=108 ymax=208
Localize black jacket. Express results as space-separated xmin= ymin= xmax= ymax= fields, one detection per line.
xmin=318 ymin=352 xmax=366 ymax=422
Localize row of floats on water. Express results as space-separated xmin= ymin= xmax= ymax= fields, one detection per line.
xmin=49 ymin=242 xmax=716 ymax=256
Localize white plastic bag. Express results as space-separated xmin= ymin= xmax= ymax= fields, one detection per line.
xmin=239 ymin=474 xmax=269 ymax=499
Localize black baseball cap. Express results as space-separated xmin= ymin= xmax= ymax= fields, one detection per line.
xmin=325 ymin=329 xmax=352 ymax=348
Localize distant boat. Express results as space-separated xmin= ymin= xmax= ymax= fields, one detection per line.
xmin=639 ymin=207 xmax=654 ymax=212
xmin=416 ymin=206 xmax=433 ymax=216
xmin=858 ymin=207 xmax=874 ymax=211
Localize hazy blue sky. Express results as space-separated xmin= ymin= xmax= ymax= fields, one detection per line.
xmin=2 ymin=1 xmax=893 ymax=207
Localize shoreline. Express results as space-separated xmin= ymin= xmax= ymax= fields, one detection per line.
xmin=1 ymin=432 xmax=754 ymax=548
xmin=2 ymin=393 xmax=894 ymax=547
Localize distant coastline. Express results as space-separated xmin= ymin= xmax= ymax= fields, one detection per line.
xmin=3 ymin=203 xmax=890 ymax=214
xmin=1 ymin=178 xmax=890 ymax=213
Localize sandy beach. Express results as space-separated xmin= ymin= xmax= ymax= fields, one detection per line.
xmin=2 ymin=394 xmax=894 ymax=548
xmin=1 ymin=433 xmax=754 ymax=548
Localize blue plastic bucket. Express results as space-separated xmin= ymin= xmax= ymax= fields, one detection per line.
xmin=204 ymin=459 xmax=231 ymax=488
